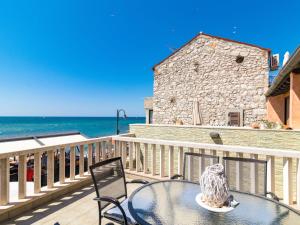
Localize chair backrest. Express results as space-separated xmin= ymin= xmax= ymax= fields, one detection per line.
xmin=223 ymin=157 xmax=267 ymax=196
xmin=183 ymin=152 xmax=219 ymax=183
xmin=89 ymin=157 xmax=127 ymax=210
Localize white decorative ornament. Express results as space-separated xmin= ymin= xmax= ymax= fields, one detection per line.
xmin=199 ymin=164 xmax=229 ymax=208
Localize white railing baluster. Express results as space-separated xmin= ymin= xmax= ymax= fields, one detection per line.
xmin=34 ymin=152 xmax=41 ymax=194
xmin=88 ymin=144 xmax=93 ymax=171
xmin=297 ymin=158 xmax=300 ymax=208
xmin=236 ymin=152 xmax=243 ymax=191
xmin=210 ymin=150 xmax=217 ymax=165
xmin=267 ymin=155 xmax=275 ymax=193
xmin=160 ymin=145 xmax=165 ymax=177
xmin=169 ymin=146 xmax=174 ymax=178
xmin=79 ymin=145 xmax=84 ymax=176
xmin=0 ymin=157 xmax=9 ymax=205
xmin=250 ymin=154 xmax=258 ymax=194
xmin=101 ymin=141 xmax=106 ymax=160
xmin=59 ymin=147 xmax=65 ymax=184
xmin=95 ymin=142 xmax=100 ymax=163
xmin=178 ymin=147 xmax=184 ymax=175
xmin=283 ymin=157 xmax=293 ymax=205
xmin=108 ymin=141 xmax=113 ymax=158
xmin=151 ymin=144 xmax=156 ymax=176
xmin=70 ymin=146 xmax=76 ymax=180
xmin=187 ymin=147 xmax=194 ymax=181
xmin=135 ymin=143 xmax=141 ymax=172
xmin=18 ymin=155 xmax=27 ymax=199
xmin=129 ymin=142 xmax=134 ymax=171
xmin=121 ymin=142 xmax=127 ymax=167
xmin=47 ymin=149 xmax=55 ymax=189
xmin=144 ymin=143 xmax=149 ymax=173
xmin=199 ymin=149 xmax=205 ymax=176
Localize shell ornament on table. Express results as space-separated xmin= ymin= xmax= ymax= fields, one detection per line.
xmin=199 ymin=164 xmax=229 ymax=208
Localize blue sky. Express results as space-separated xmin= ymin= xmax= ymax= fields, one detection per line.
xmin=0 ymin=0 xmax=299 ymax=116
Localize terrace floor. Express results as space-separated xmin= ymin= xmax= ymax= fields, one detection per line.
xmin=4 ymin=176 xmax=154 ymax=225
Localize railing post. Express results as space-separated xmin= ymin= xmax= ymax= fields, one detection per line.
xmin=107 ymin=141 xmax=113 ymax=158
xmin=283 ymin=157 xmax=293 ymax=205
xmin=59 ymin=147 xmax=65 ymax=184
xmin=79 ymin=145 xmax=84 ymax=176
xmin=34 ymin=152 xmax=41 ymax=194
xmin=115 ymin=141 xmax=120 ymax=157
xmin=168 ymin=146 xmax=174 ymax=178
xmin=129 ymin=142 xmax=134 ymax=171
xmin=135 ymin=143 xmax=141 ymax=172
xmin=88 ymin=144 xmax=93 ymax=171
xmin=95 ymin=142 xmax=100 ymax=163
xmin=0 ymin=158 xmax=9 ymax=205
xmin=250 ymin=154 xmax=258 ymax=194
xmin=151 ymin=144 xmax=156 ymax=176
xmin=236 ymin=152 xmax=243 ymax=191
xmin=160 ymin=145 xmax=165 ymax=177
xmin=210 ymin=150 xmax=217 ymax=165
xmin=18 ymin=155 xmax=27 ymax=199
xmin=266 ymin=155 xmax=275 ymax=193
xmin=121 ymin=142 xmax=127 ymax=167
xmin=297 ymin=158 xmax=300 ymax=208
xmin=144 ymin=143 xmax=149 ymax=173
xmin=187 ymin=148 xmax=194 ymax=181
xmin=101 ymin=142 xmax=106 ymax=160
xmin=47 ymin=149 xmax=55 ymax=189
xmin=178 ymin=147 xmax=184 ymax=175
xmin=199 ymin=149 xmax=205 ymax=176
xmin=70 ymin=146 xmax=75 ymax=180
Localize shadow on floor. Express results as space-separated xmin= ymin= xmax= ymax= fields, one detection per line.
xmin=5 ymin=184 xmax=96 ymax=225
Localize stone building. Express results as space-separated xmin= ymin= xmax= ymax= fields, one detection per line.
xmin=145 ymin=33 xmax=271 ymax=126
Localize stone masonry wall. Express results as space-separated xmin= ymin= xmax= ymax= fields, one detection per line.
xmin=130 ymin=124 xmax=300 ymax=150
xmin=153 ymin=34 xmax=269 ymax=126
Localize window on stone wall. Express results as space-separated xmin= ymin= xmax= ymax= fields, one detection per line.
xmin=228 ymin=112 xmax=241 ymax=126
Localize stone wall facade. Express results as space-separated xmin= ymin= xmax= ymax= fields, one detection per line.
xmin=152 ymin=33 xmax=270 ymax=126
xmin=130 ymin=124 xmax=300 ymax=150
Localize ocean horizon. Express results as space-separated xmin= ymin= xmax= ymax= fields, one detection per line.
xmin=0 ymin=116 xmax=145 ymax=139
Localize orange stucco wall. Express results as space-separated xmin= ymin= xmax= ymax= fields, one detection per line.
xmin=266 ymin=93 xmax=286 ymax=124
xmin=267 ymin=72 xmax=300 ymax=129
xmin=290 ymin=72 xmax=300 ymax=128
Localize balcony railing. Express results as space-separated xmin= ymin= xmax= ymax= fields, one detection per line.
xmin=1 ymin=134 xmax=300 ymax=222
xmin=112 ymin=136 xmax=300 ymax=208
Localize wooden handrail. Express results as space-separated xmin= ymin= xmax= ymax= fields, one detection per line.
xmin=112 ymin=136 xmax=300 ymax=159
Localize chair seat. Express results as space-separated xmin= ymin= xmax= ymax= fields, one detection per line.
xmin=104 ymin=198 xmax=137 ymax=225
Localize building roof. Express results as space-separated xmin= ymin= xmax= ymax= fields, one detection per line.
xmin=0 ymin=131 xmax=88 ymax=154
xmin=152 ymin=32 xmax=271 ymax=70
xmin=266 ymin=46 xmax=300 ymax=97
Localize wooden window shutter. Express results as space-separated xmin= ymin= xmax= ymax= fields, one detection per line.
xmin=228 ymin=112 xmax=240 ymax=126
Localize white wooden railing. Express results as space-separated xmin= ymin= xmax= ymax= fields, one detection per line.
xmin=1 ymin=134 xmax=300 ymax=211
xmin=0 ymin=136 xmax=114 ymax=206
xmin=112 ymin=136 xmax=300 ymax=207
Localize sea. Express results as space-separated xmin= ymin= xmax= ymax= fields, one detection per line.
xmin=0 ymin=117 xmax=145 ymax=139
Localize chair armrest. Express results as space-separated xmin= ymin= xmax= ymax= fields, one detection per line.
xmin=93 ymin=196 xmax=128 ymax=225
xmin=126 ymin=179 xmax=149 ymax=185
xmin=266 ymin=192 xmax=280 ymax=201
xmin=93 ymin=196 xmax=121 ymax=206
xmin=170 ymin=174 xmax=183 ymax=180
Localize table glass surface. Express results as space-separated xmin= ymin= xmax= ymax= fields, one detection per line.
xmin=128 ymin=180 xmax=300 ymax=225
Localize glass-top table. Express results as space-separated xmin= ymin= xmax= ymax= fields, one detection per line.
xmin=128 ymin=180 xmax=300 ymax=225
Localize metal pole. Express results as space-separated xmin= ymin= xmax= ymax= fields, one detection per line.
xmin=116 ymin=110 xmax=119 ymax=135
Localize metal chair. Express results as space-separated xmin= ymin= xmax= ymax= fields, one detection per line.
xmin=223 ymin=156 xmax=279 ymax=201
xmin=171 ymin=152 xmax=220 ymax=183
xmin=89 ymin=157 xmax=148 ymax=225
